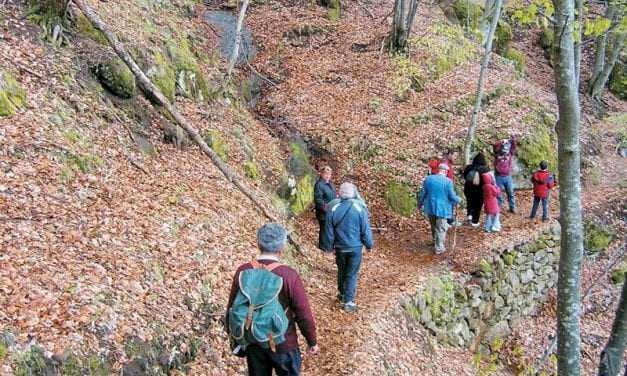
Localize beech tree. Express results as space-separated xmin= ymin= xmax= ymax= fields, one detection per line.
xmin=598 ymin=280 xmax=627 ymax=376
xmin=551 ymin=0 xmax=585 ymax=373
xmin=389 ymin=0 xmax=420 ymax=52
xmin=463 ymin=0 xmax=504 ymax=165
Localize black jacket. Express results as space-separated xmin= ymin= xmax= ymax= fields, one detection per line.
xmin=314 ymin=179 xmax=336 ymax=220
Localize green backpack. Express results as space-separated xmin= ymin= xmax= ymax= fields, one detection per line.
xmin=228 ymin=261 xmax=289 ymax=352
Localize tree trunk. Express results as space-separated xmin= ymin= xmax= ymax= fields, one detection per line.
xmin=588 ymin=3 xmax=618 ymax=97
xmin=72 ymin=0 xmax=304 ymax=255
xmin=574 ymin=0 xmax=584 ymax=88
xmin=552 ymin=0 xmax=584 ymax=372
xmin=389 ymin=0 xmax=419 ymax=52
xmin=226 ymin=0 xmax=250 ymax=77
xmin=598 ymin=281 xmax=627 ymax=376
xmin=590 ymin=31 xmax=626 ymax=99
xmin=479 ymin=0 xmax=497 ymax=43
xmin=463 ymin=0 xmax=503 ymax=166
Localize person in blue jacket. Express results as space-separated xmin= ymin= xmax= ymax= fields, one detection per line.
xmin=418 ymin=163 xmax=461 ymax=254
xmin=322 ymin=182 xmax=373 ymax=313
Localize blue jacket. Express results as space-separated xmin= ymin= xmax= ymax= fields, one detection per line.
xmin=314 ymin=179 xmax=336 ymax=220
xmin=323 ymin=199 xmax=373 ymax=252
xmin=418 ymin=174 xmax=461 ymax=219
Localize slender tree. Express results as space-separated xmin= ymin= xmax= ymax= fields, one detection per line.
xmin=389 ymin=0 xmax=420 ymax=52
xmin=589 ymin=1 xmax=626 ymax=98
xmin=552 ymin=0 xmax=584 ymax=373
xmin=462 ymin=0 xmax=504 ymax=165
xmin=227 ymin=0 xmax=251 ymax=77
xmin=598 ymin=280 xmax=627 ymax=376
xmin=574 ymin=0 xmax=584 ymax=88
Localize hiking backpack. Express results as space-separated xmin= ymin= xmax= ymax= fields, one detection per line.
xmin=495 ymin=155 xmax=511 ymax=176
xmin=465 ymin=169 xmax=481 ymax=186
xmin=228 ymin=261 xmax=289 ymax=352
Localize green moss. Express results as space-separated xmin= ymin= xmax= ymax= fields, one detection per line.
xmin=452 ymin=0 xmax=482 ymax=31
xmin=391 ymin=54 xmax=425 ymax=101
xmin=94 ymin=58 xmax=136 ymax=98
xmin=0 ymin=71 xmax=27 ymax=117
xmin=503 ymin=48 xmax=526 ymax=74
xmin=289 ymin=174 xmax=314 ymax=215
xmin=609 ymin=62 xmax=626 ymax=100
xmin=168 ymin=38 xmax=199 ymax=72
xmin=384 ymin=181 xmax=416 ymax=217
xmin=327 ymin=0 xmax=340 ymax=21
xmin=479 ymin=259 xmax=494 ymax=274
xmin=494 ymin=21 xmax=512 ymax=54
xmin=287 ymin=142 xmax=313 ymax=177
xmin=518 ymin=110 xmax=557 ymax=174
xmin=244 ymin=159 xmax=261 ymax=180
xmin=611 ymin=262 xmax=626 ymax=285
xmin=151 ymin=52 xmax=177 ymax=102
xmin=60 ymin=354 xmax=82 ymax=376
xmin=539 ymin=27 xmax=554 ymax=50
xmin=14 ymin=346 xmax=49 ymax=376
xmin=0 ymin=342 xmax=6 ymax=360
xmin=204 ymin=129 xmax=229 ymax=161
xmin=503 ymin=253 xmax=514 ymax=266
xmin=584 ymin=221 xmax=612 ymax=253
xmin=75 ymin=14 xmax=107 ymax=45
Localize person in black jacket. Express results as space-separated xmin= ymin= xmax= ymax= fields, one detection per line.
xmin=462 ymin=152 xmax=490 ymax=227
xmin=314 ymin=166 xmax=337 ymax=250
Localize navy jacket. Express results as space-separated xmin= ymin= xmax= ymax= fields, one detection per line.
xmin=323 ymin=199 xmax=373 ymax=251
xmin=314 ymin=179 xmax=336 ymax=220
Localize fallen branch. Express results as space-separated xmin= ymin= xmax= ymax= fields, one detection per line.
xmin=71 ymin=0 xmax=305 ymax=256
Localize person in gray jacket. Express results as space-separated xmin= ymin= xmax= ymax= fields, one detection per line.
xmin=322 ymin=183 xmax=373 ymax=313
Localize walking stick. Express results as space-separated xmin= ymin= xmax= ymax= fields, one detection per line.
xmin=451 ymin=206 xmax=458 ymax=252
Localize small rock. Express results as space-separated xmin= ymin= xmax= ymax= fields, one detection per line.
xmin=520 ymin=269 xmax=535 ymax=284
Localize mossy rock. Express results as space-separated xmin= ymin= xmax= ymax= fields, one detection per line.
xmin=289 ymin=174 xmax=314 ymax=215
xmin=451 ymin=0 xmax=483 ymax=31
xmin=384 ymin=181 xmax=416 ymax=217
xmin=244 ymin=159 xmax=261 ymax=180
xmin=539 ymin=27 xmax=553 ymax=50
xmin=94 ymin=59 xmax=136 ymax=98
xmin=494 ymin=21 xmax=512 ymax=54
xmin=327 ymin=0 xmax=341 ymax=21
xmin=75 ymin=14 xmax=107 ymax=45
xmin=518 ymin=111 xmax=557 ymax=174
xmin=609 ymin=61 xmax=626 ymax=100
xmin=287 ymin=141 xmax=314 ymax=177
xmin=146 ymin=52 xmax=177 ymax=103
xmin=610 ymin=262 xmax=626 ymax=285
xmin=0 ymin=71 xmax=26 ymax=116
xmin=503 ymin=48 xmax=526 ymax=74
xmin=176 ymin=70 xmax=210 ymax=102
xmin=204 ymin=129 xmax=229 ymax=161
xmin=584 ymin=221 xmax=612 ymax=253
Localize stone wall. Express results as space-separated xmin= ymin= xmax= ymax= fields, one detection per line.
xmin=405 ymin=223 xmax=561 ymax=351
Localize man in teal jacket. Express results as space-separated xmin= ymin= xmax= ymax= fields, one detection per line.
xmin=418 ymin=164 xmax=461 ymax=254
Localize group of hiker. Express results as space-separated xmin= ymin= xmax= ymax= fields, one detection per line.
xmin=223 ymin=136 xmax=556 ymax=375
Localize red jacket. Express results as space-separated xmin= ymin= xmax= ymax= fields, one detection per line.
xmin=444 ymin=158 xmax=454 ymax=182
xmin=226 ymin=258 xmax=317 ymax=352
xmin=482 ymin=173 xmax=501 ymax=215
xmin=531 ymin=170 xmax=555 ymax=198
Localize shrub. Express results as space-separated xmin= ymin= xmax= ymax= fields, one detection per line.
xmin=0 ymin=71 xmax=26 ymax=116
xmin=503 ymin=48 xmax=526 ymax=74
xmin=494 ymin=21 xmax=512 ymax=54
xmin=584 ymin=221 xmax=612 ymax=253
xmin=391 ymin=54 xmax=425 ymax=101
xmin=609 ymin=61 xmax=626 ymax=100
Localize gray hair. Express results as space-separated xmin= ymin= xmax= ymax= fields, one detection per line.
xmin=257 ymin=223 xmax=287 ymax=253
xmin=339 ymin=182 xmax=357 ymax=199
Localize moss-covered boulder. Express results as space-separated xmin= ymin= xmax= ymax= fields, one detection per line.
xmin=494 ymin=21 xmax=512 ymax=54
xmin=609 ymin=61 xmax=626 ymax=100
xmin=0 ymin=71 xmax=26 ymax=116
xmin=385 ymin=181 xmax=416 ymax=217
xmin=94 ymin=58 xmax=136 ymax=98
xmin=204 ymin=129 xmax=229 ymax=161
xmin=503 ymin=48 xmax=526 ymax=74
xmin=584 ymin=221 xmax=612 ymax=253
xmin=289 ymin=174 xmax=314 ymax=215
xmin=145 ymin=51 xmax=177 ymax=103
xmin=610 ymin=262 xmax=626 ymax=285
xmin=281 ymin=141 xmax=315 ymax=216
xmin=518 ymin=110 xmax=557 ymax=174
xmin=75 ymin=14 xmax=107 ymax=45
xmin=168 ymin=38 xmax=209 ymax=102
xmin=327 ymin=0 xmax=341 ymax=21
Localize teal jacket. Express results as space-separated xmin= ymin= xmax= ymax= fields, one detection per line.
xmin=418 ymin=174 xmax=461 ymax=219
xmin=323 ymin=199 xmax=373 ymax=252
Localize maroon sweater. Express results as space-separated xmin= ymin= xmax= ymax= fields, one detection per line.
xmin=226 ymin=259 xmax=317 ymax=352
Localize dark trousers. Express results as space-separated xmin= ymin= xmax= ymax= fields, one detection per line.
xmin=530 ymin=196 xmax=549 ymax=220
xmin=335 ymin=248 xmax=363 ymax=303
xmin=465 ymin=188 xmax=483 ymax=224
xmin=246 ymin=345 xmax=302 ymax=376
xmin=317 ymin=219 xmax=327 ymax=250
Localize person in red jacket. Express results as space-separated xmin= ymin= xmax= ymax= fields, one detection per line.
xmin=442 ymin=149 xmax=456 ymax=182
xmin=529 ymin=161 xmax=556 ymax=222
xmin=428 ymin=157 xmax=440 ymax=175
xmin=482 ymin=172 xmax=501 ymax=232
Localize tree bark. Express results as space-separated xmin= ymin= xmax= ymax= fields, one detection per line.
xmin=588 ymin=3 xmax=619 ymax=97
xmin=389 ymin=0 xmax=419 ymax=52
xmin=72 ymin=0 xmax=304 ymax=255
xmin=598 ymin=281 xmax=627 ymax=376
xmin=574 ymin=0 xmax=584 ymax=88
xmin=590 ymin=31 xmax=626 ymax=99
xmin=552 ymin=0 xmax=584 ymax=372
xmin=226 ymin=0 xmax=250 ymax=77
xmin=479 ymin=0 xmax=497 ymax=43
xmin=463 ymin=0 xmax=503 ymax=166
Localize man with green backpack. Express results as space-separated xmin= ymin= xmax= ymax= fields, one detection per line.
xmin=226 ymin=223 xmax=318 ymax=375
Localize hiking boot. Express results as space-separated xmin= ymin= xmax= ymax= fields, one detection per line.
xmin=542 ymin=218 xmax=549 ymax=222
xmin=343 ymin=302 xmax=357 ymax=313
xmin=471 ymin=222 xmax=480 ymax=228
